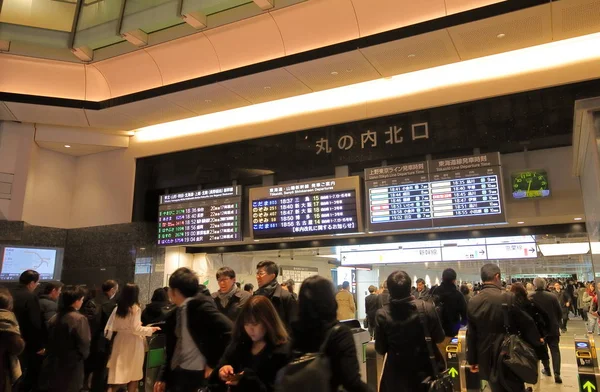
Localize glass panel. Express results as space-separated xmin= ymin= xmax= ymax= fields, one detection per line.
xmin=0 ymin=0 xmax=77 ymax=32
xmin=123 ymin=0 xmax=182 ymax=33
xmin=181 ymin=0 xmax=253 ymax=16
xmin=75 ymin=0 xmax=125 ymax=49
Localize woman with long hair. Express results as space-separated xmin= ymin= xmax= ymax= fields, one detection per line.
xmin=105 ymin=284 xmax=160 ymax=392
xmin=213 ymin=295 xmax=290 ymax=392
xmin=291 ymin=276 xmax=369 ymax=392
xmin=141 ymin=288 xmax=173 ymax=326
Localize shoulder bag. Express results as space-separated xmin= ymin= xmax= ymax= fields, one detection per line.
xmin=418 ymin=303 xmax=454 ymax=392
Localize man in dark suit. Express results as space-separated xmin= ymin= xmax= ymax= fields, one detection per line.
xmin=364 ymin=285 xmax=379 ymax=339
xmin=154 ymin=267 xmax=233 ymax=392
xmin=530 ymin=277 xmax=564 ymax=383
xmin=11 ymin=270 xmax=44 ymax=392
xmin=254 ymin=260 xmax=297 ymax=330
xmin=89 ymin=280 xmax=118 ymax=392
xmin=467 ymin=264 xmax=542 ymax=392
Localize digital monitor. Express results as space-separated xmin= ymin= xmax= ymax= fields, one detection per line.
xmin=365 ymin=153 xmax=506 ymax=231
xmin=158 ymin=186 xmax=242 ymax=246
xmin=0 ymin=246 xmax=63 ymax=281
xmin=511 ymin=170 xmax=550 ymax=199
xmin=250 ymin=177 xmax=362 ymax=239
xmin=451 ymin=338 xmax=459 ymax=344
xmin=576 ymin=342 xmax=589 ymax=349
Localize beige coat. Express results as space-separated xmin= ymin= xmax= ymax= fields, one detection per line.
xmin=336 ymin=290 xmax=356 ymax=320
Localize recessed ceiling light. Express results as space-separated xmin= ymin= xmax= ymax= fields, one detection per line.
xmin=517 ymin=221 xmax=525 ymax=224
xmin=263 ymin=86 xmax=271 ymax=90
xmin=64 ymin=145 xmax=71 ymax=148
xmin=574 ymin=217 xmax=583 ymax=221
xmin=408 ymin=54 xmax=416 ymax=58
xmin=330 ymin=71 xmax=339 ymax=75
xmin=497 ymin=33 xmax=506 ymax=39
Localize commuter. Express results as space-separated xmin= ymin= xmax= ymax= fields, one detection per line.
xmin=89 ymin=280 xmax=119 ymax=392
xmin=0 ymin=287 xmax=25 ymax=392
xmin=552 ymin=282 xmax=571 ymax=333
xmin=335 ymin=281 xmax=356 ymax=320
xmin=583 ymin=283 xmax=598 ymax=334
xmin=467 ymin=264 xmax=542 ymax=392
xmin=578 ymin=282 xmax=588 ymax=321
xmin=11 ymin=270 xmax=44 ymax=392
xmin=154 ymin=267 xmax=233 ymax=392
xmin=429 ymin=268 xmax=467 ymax=364
xmin=460 ymin=284 xmax=472 ymax=305
xmin=281 ymin=279 xmax=298 ymax=301
xmin=38 ymin=282 xmax=63 ymax=328
xmin=375 ymin=271 xmax=445 ymax=392
xmin=291 ymin=276 xmax=369 ymax=392
xmin=244 ymin=284 xmax=254 ymax=294
xmin=566 ymin=280 xmax=577 ymax=316
xmin=254 ymin=261 xmax=297 ymax=329
xmin=364 ymin=285 xmax=379 ymax=339
xmin=211 ymin=267 xmax=251 ymax=322
xmin=43 ymin=286 xmax=91 ymax=392
xmin=236 ymin=282 xmax=241 ymax=289
xmin=377 ymin=281 xmax=390 ymax=308
xmin=105 ymin=284 xmax=160 ymax=392
xmin=80 ymin=288 xmax=99 ymax=390
xmin=412 ymin=278 xmax=429 ymax=300
xmin=213 ymin=296 xmax=290 ymax=392
xmin=526 ymin=283 xmax=535 ymax=295
xmin=142 ymin=288 xmax=174 ymax=325
xmin=510 ymin=283 xmax=549 ymax=390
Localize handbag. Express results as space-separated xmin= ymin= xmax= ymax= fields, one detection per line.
xmin=417 ymin=303 xmax=454 ymax=392
xmin=499 ymin=301 xmax=538 ymax=384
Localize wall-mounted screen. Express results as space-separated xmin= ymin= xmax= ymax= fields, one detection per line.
xmin=0 ymin=246 xmax=63 ymax=281
xmin=511 ymin=170 xmax=550 ymax=199
xmin=158 ymin=186 xmax=242 ymax=246
xmin=365 ymin=153 xmax=506 ymax=231
xmin=250 ymin=177 xmax=362 ymax=239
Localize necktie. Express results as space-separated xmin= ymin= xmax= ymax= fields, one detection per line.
xmin=171 ymin=306 xmax=183 ymax=370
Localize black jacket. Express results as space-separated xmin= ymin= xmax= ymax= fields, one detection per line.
xmin=11 ymin=285 xmax=44 ymax=352
xmin=254 ymin=283 xmax=297 ymax=330
xmin=211 ymin=340 xmax=291 ymax=392
xmin=375 ymin=298 xmax=445 ymax=392
xmin=529 ymin=289 xmax=563 ymax=337
xmin=89 ymin=293 xmax=116 ymax=353
xmin=429 ymin=283 xmax=467 ymax=337
xmin=364 ymin=294 xmax=380 ymax=326
xmin=377 ymin=290 xmax=390 ymax=308
xmin=291 ymin=321 xmax=370 ymax=392
xmin=141 ymin=301 xmax=174 ymax=326
xmin=466 ymin=284 xmax=542 ymax=381
xmin=212 ymin=288 xmax=251 ymax=322
xmin=158 ymin=293 xmax=233 ymax=385
xmin=43 ymin=308 xmax=91 ymax=392
xmin=38 ymin=295 xmax=58 ymax=328
xmin=553 ymin=290 xmax=571 ymax=312
xmin=512 ymin=297 xmax=549 ymax=361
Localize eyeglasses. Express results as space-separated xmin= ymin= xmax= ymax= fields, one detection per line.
xmin=217 ymin=277 xmax=232 ymax=283
xmin=256 ymin=271 xmax=268 ymax=277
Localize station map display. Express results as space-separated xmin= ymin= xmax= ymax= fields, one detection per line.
xmin=158 ymin=186 xmax=242 ymax=245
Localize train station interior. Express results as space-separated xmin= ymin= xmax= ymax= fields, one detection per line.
xmin=2 ymin=0 xmax=600 ymax=391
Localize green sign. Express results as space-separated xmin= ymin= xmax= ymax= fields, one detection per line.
xmin=449 ymin=367 xmax=458 ymax=378
xmin=580 ymin=374 xmax=597 ymax=392
xmin=511 ymin=169 xmax=550 ymax=199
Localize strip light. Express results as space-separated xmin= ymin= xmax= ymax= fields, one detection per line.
xmin=538 ymin=243 xmax=590 ymax=257
xmin=135 ymin=32 xmax=600 ymax=142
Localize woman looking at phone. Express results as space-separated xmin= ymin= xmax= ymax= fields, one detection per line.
xmin=214 ymin=295 xmax=291 ymax=392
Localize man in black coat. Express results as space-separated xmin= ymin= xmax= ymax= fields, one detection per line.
xmin=155 ymin=267 xmax=233 ymax=392
xmin=364 ymin=285 xmax=380 ymax=339
xmin=211 ymin=267 xmax=251 ymax=322
xmin=253 ymin=260 xmax=297 ymax=330
xmin=530 ymin=277 xmax=564 ymax=383
xmin=11 ymin=270 xmax=44 ymax=392
xmin=552 ymin=282 xmax=571 ymax=333
xmin=467 ymin=264 xmax=542 ymax=392
xmin=429 ymin=268 xmax=467 ymax=364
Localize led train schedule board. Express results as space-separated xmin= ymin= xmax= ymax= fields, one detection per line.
xmin=158 ymin=186 xmax=242 ymax=245
xmin=250 ymin=177 xmax=362 ymax=239
xmin=365 ymin=153 xmax=506 ymax=231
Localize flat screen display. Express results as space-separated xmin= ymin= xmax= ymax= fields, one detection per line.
xmin=511 ymin=170 xmax=550 ymax=199
xmin=0 ymin=247 xmax=62 ymax=281
xmin=158 ymin=186 xmax=242 ymax=245
xmin=365 ymin=153 xmax=506 ymax=231
xmin=250 ymin=177 xmax=362 ymax=239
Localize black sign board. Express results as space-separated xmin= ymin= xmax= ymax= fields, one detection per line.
xmin=158 ymin=186 xmax=242 ymax=245
xmin=365 ymin=153 xmax=506 ymax=231
xmin=250 ymin=177 xmax=362 ymax=239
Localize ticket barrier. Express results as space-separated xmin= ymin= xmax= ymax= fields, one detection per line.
xmin=455 ymin=328 xmax=480 ymax=392
xmin=365 ymin=341 xmax=384 ymax=391
xmin=575 ymin=334 xmax=600 ymax=392
xmin=341 ymin=319 xmax=371 ymax=383
xmin=139 ymin=332 xmax=167 ymax=392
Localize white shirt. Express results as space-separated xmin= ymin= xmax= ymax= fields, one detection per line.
xmin=175 ymin=297 xmax=207 ymax=371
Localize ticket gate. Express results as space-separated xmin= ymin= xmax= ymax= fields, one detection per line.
xmin=575 ymin=334 xmax=600 ymax=392
xmin=341 ymin=319 xmax=371 ymax=383
xmin=139 ymin=333 xmax=167 ymax=392
xmin=456 ymin=328 xmax=480 ymax=392
xmin=365 ymin=341 xmax=384 ymax=391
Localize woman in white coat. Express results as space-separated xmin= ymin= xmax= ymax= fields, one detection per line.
xmin=104 ymin=284 xmax=160 ymax=392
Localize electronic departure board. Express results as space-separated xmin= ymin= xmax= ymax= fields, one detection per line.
xmin=158 ymin=186 xmax=242 ymax=246
xmin=250 ymin=177 xmax=362 ymax=239
xmin=365 ymin=153 xmax=506 ymax=231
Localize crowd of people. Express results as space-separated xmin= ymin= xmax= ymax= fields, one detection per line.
xmin=0 ymin=261 xmax=594 ymax=392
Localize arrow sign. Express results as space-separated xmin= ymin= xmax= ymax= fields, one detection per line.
xmin=448 ymin=367 xmax=458 ymax=378
xmin=583 ymin=381 xmax=596 ymax=392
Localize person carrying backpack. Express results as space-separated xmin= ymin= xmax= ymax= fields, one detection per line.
xmin=427 ymin=269 xmax=467 ymax=365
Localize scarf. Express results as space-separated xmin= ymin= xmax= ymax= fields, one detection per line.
xmin=217 ymin=285 xmax=238 ymax=308
xmin=255 ymin=280 xmax=279 ymax=299
xmin=0 ymin=309 xmax=22 ymax=384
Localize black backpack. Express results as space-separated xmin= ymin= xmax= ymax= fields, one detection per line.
xmin=425 ymin=286 xmax=446 ymax=321
xmin=275 ymin=325 xmax=341 ymax=392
